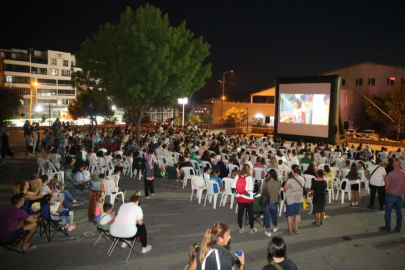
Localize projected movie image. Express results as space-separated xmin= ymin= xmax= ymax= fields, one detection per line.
xmin=279 ymin=94 xmax=330 ymax=125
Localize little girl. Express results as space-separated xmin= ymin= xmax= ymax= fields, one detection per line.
xmin=184 ymin=242 xmax=200 ymax=270
xmin=41 ymin=194 xmax=76 ymax=231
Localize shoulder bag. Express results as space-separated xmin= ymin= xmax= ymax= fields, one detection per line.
xmin=292 ymin=176 xmax=307 ymax=197
xmin=259 ymin=179 xmax=270 ymax=206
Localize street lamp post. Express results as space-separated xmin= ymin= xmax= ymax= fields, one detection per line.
xmin=221 ymin=70 xmax=233 ymax=127
xmin=30 ymin=81 xmax=38 ymax=121
xmin=178 ymin=98 xmax=188 ymax=128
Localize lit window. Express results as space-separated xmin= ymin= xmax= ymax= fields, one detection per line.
xmin=387 ymin=77 xmax=395 ymax=85
xmin=6 ymin=76 xmax=12 ymax=83
xmin=51 ymin=58 xmax=57 ymax=65
xmin=49 ymin=68 xmax=59 ymax=76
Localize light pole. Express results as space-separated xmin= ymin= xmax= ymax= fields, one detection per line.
xmin=221 ymin=70 xmax=233 ymax=127
xmin=30 ymin=81 xmax=38 ymax=121
xmin=178 ymin=98 xmax=188 ymax=128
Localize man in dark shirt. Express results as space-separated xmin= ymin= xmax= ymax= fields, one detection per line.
xmin=311 ymin=170 xmax=327 ymax=227
xmin=0 ymin=194 xmax=39 ymax=250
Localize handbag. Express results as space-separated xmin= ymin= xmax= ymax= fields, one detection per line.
xmin=292 ymin=176 xmax=307 ymax=197
xmin=259 ymin=180 xmax=270 ymax=206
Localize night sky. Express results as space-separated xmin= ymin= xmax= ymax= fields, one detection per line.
xmin=2 ymin=0 xmax=404 ymax=103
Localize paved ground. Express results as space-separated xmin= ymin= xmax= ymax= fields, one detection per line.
xmin=1 ymin=130 xmax=405 ymax=270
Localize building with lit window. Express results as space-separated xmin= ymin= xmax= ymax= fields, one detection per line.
xmin=322 ymin=62 xmax=405 ymax=129
xmin=0 ymin=48 xmax=80 ymax=121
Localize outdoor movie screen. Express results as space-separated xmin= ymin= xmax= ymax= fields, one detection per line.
xmin=277 ymin=83 xmax=331 ymax=138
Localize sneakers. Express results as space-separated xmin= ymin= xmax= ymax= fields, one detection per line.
xmin=367 ymin=205 xmax=373 ymax=210
xmin=142 ymin=244 xmax=152 ymax=254
xmin=121 ymin=242 xmax=128 ymax=248
xmin=151 ymin=193 xmax=155 ymax=196
xmin=239 ymin=228 xmax=245 ymax=234
xmin=265 ymin=230 xmax=272 ymax=237
xmin=320 ymin=221 xmax=324 ymax=225
xmin=146 ymin=196 xmax=150 ymax=199
xmin=312 ymin=222 xmax=320 ymax=227
xmin=350 ymin=204 xmax=355 ymax=208
xmin=250 ymin=228 xmax=257 ymax=234
xmin=273 ymin=227 xmax=278 ymax=233
xmin=72 ymin=201 xmax=84 ymax=207
xmin=68 ymin=224 xmax=76 ymax=231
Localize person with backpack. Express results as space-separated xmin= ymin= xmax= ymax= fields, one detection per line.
xmin=261 ymin=169 xmax=281 ymax=237
xmin=187 ymin=221 xmax=245 ymax=270
xmin=284 ymin=164 xmax=304 ymax=235
xmin=232 ymin=164 xmax=257 ymax=234
xmin=262 ymin=237 xmax=297 ymax=270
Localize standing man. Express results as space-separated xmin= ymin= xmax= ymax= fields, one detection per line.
xmin=380 ymin=159 xmax=405 ymax=232
xmin=367 ymin=158 xmax=386 ymax=210
xmin=1 ymin=128 xmax=14 ymax=159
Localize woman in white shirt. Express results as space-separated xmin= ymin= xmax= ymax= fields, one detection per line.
xmin=109 ymin=191 xmax=152 ymax=254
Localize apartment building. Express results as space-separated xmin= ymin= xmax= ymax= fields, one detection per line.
xmin=0 ymin=48 xmax=80 ymax=120
xmin=322 ymin=62 xmax=405 ymax=129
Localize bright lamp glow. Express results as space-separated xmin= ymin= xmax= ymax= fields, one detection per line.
xmin=178 ymin=98 xmax=188 ymax=105
xmin=111 ymin=105 xmax=117 ymax=111
xmin=32 ymin=82 xmax=38 ymax=87
xmin=35 ymin=106 xmax=43 ymax=112
xmin=255 ymin=113 xmax=264 ymax=119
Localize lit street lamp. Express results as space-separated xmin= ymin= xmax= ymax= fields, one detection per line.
xmin=178 ymin=98 xmax=188 ymax=127
xmin=221 ymin=70 xmax=233 ymax=126
xmin=30 ymin=81 xmax=38 ymax=121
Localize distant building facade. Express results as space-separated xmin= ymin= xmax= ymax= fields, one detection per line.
xmin=0 ymin=48 xmax=80 ymax=120
xmin=322 ymin=62 xmax=405 ymax=129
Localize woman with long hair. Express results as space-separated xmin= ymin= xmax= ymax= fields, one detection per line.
xmin=262 ymin=237 xmax=297 ymax=270
xmin=347 ymin=164 xmax=360 ymax=208
xmin=232 ymin=164 xmax=257 ymax=234
xmin=187 ymin=222 xmax=245 ymax=270
xmin=284 ymin=164 xmax=304 ymax=235
xmin=262 ymin=169 xmax=281 ymax=237
xmin=88 ymin=191 xmax=105 ymax=222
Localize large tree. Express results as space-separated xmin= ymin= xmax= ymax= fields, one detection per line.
xmin=0 ymin=87 xmax=22 ymax=127
xmin=75 ymin=4 xmax=211 ymax=141
xmin=366 ymin=85 xmax=405 ymax=141
xmin=68 ymin=87 xmax=113 ymax=126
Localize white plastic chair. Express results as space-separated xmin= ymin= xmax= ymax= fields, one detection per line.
xmin=278 ymin=188 xmax=286 ymax=217
xmin=325 ymin=177 xmax=334 ymax=203
xmin=190 ymin=175 xmax=206 ymax=204
xmin=335 ymin=178 xmax=351 ymax=203
xmin=358 ymin=170 xmax=369 ymax=193
xmin=221 ymin=153 xmax=230 ymax=165
xmin=340 ymin=168 xmax=350 ymax=179
xmin=252 ymin=167 xmax=265 ymax=191
xmin=43 ymin=160 xmax=58 ymax=179
xmin=190 ymin=160 xmax=202 ymax=175
xmin=98 ymin=157 xmax=107 ymax=174
xmin=37 ymin=158 xmax=45 ymax=175
xmin=302 ymin=174 xmax=315 ymax=190
xmin=300 ymin=163 xmax=310 ymax=172
xmin=204 ymin=180 xmax=220 ymax=209
xmin=201 ymin=161 xmax=212 ymax=170
xmin=220 ymin=178 xmax=236 ymax=209
xmin=318 ymin=163 xmax=328 ymax=170
xmin=105 ymin=160 xmax=115 ymax=176
xmin=102 ymin=179 xmax=125 ymax=207
xmin=158 ymin=156 xmax=169 ymax=167
xmin=227 ymin=164 xmax=239 ymax=177
xmin=88 ymin=157 xmax=100 ymax=174
xmin=181 ymin=166 xmax=196 ymax=189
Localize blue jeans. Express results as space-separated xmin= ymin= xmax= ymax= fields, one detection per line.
xmin=384 ymin=193 xmax=403 ymax=231
xmin=262 ymin=203 xmax=278 ymax=229
xmin=61 ymin=190 xmax=75 ymax=208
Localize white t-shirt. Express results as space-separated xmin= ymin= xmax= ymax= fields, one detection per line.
xmin=109 ymin=203 xmax=143 ymax=238
xmin=368 ymin=165 xmax=386 ymax=187
xmin=41 ymin=184 xmax=52 ymax=196
xmin=99 ymin=213 xmax=113 ymax=225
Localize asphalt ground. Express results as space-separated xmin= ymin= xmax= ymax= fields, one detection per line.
xmin=0 ymin=130 xmax=404 ymax=270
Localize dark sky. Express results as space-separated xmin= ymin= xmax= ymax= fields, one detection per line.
xmin=2 ymin=0 xmax=405 ymax=103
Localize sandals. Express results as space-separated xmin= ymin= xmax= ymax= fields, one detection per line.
xmin=285 ymin=230 xmax=293 ymax=235
xmin=24 ymin=244 xmax=37 ymax=251
xmin=293 ymin=230 xmax=299 ymax=234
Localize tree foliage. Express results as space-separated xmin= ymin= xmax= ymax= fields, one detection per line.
xmin=189 ymin=114 xmax=201 ymax=125
xmin=75 ymin=4 xmax=211 ymax=141
xmin=68 ymin=88 xmax=113 ymax=125
xmin=203 ymin=114 xmax=213 ymax=122
xmin=0 ymin=87 xmax=22 ymax=127
xmin=366 ymin=85 xmax=405 ymax=131
xmin=223 ymin=107 xmax=247 ymax=124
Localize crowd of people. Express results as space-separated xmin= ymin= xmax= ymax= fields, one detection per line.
xmin=0 ymin=119 xmax=404 ymax=269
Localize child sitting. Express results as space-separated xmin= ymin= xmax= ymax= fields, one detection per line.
xmin=97 ymin=203 xmax=115 ymax=231
xmin=210 ymin=169 xmax=223 ymax=194
xmin=41 ymin=194 xmax=76 ymax=231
